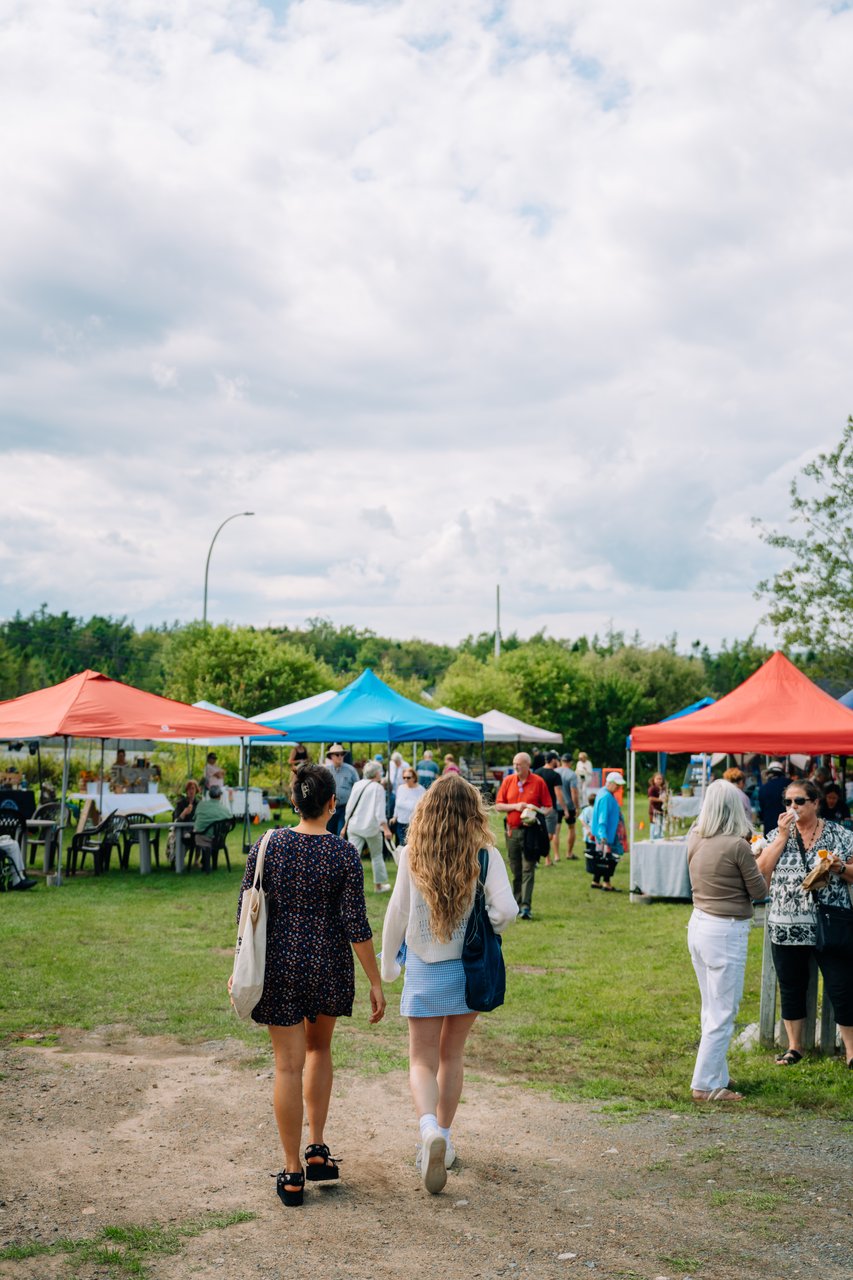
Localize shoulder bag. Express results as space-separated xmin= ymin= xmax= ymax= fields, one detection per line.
xmin=231 ymin=827 xmax=273 ymax=1019
xmin=461 ymin=849 xmax=506 ymax=1013
xmin=795 ymin=828 xmax=853 ymax=955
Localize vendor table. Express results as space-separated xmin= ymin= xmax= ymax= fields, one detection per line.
xmin=669 ymin=795 xmax=702 ymax=819
xmin=630 ymin=839 xmax=692 ymax=900
xmin=225 ymin=786 xmax=270 ymax=820
xmin=70 ymin=792 xmax=173 ymax=818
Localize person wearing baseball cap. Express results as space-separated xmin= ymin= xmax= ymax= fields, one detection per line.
xmin=325 ymin=745 xmax=359 ymax=837
xmin=589 ymin=771 xmax=627 ymax=891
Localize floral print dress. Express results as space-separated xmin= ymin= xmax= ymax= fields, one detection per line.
xmin=766 ymin=820 xmax=853 ymax=946
xmin=238 ymin=828 xmax=373 ymax=1027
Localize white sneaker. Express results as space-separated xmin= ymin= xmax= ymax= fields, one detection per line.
xmin=416 ymin=1137 xmax=456 ymax=1171
xmin=420 ymin=1129 xmax=447 ymax=1194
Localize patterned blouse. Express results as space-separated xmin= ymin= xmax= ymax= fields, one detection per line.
xmin=766 ymin=820 xmax=853 ymax=946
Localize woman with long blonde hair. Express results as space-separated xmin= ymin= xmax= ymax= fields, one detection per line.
xmin=381 ymin=774 xmax=517 ymax=1194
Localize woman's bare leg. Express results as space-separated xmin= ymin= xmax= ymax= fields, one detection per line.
xmin=304 ymin=1015 xmax=337 ymax=1149
xmin=268 ymin=1023 xmax=307 ymax=1172
xmin=408 ymin=1016 xmax=443 ymax=1117
xmin=436 ymin=1013 xmax=479 ymax=1128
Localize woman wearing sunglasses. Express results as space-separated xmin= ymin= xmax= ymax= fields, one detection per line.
xmin=391 ymin=768 xmax=426 ymax=848
xmin=755 ymin=779 xmax=853 ymax=1067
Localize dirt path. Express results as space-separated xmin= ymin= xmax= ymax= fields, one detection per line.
xmin=2 ymin=1030 xmax=851 ymax=1280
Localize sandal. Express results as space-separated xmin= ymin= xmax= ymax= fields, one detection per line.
xmin=305 ymin=1143 xmax=341 ymax=1182
xmin=275 ymin=1168 xmax=305 ymax=1206
xmin=692 ymin=1088 xmax=744 ymax=1102
xmin=774 ymin=1049 xmax=803 ymax=1067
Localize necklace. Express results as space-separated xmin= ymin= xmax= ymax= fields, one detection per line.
xmin=797 ymin=818 xmax=822 ymax=851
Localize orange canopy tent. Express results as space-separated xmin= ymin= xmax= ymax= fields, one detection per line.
xmin=627 ymin=651 xmax=853 ymax=843
xmin=630 ymin=652 xmax=853 ymax=755
xmin=0 ymin=670 xmax=284 ymax=884
xmin=0 ymin=669 xmax=286 ymax=742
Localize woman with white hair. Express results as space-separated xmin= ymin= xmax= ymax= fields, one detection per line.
xmin=342 ymin=760 xmax=393 ymax=892
xmin=686 ymin=779 xmax=767 ymax=1102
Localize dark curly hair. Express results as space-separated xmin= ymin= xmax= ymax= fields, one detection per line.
xmin=290 ymin=764 xmax=336 ymax=819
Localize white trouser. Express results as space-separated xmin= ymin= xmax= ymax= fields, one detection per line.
xmin=687 ymin=907 xmax=751 ymax=1091
xmin=349 ymin=831 xmax=388 ymax=887
xmin=0 ymin=836 xmax=26 ymax=884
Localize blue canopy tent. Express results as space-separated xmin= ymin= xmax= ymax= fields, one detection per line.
xmin=256 ymin=669 xmax=484 ymax=746
xmin=840 ymin=689 xmax=853 ymax=710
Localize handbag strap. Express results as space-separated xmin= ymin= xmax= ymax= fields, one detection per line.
xmin=475 ymin=847 xmax=489 ymax=898
xmin=346 ymin=780 xmax=374 ymax=828
xmin=252 ymin=827 xmax=274 ymax=891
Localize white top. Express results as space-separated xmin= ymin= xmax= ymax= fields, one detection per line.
xmin=388 ymin=759 xmax=405 ymax=793
xmin=393 ymin=783 xmax=426 ymax=824
xmin=344 ymin=778 xmax=387 ymax=837
xmin=380 ymin=845 xmax=517 ymax=981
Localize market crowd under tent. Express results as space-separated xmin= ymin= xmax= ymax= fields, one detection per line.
xmin=628 ymin=650 xmax=853 ymax=840
xmin=0 ymin=670 xmax=283 ymax=881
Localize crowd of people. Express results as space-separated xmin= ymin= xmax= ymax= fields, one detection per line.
xmin=229 ymin=747 xmax=852 ymax=1210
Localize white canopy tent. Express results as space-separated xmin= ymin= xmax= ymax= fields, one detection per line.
xmin=475 ymin=709 xmax=562 ymax=745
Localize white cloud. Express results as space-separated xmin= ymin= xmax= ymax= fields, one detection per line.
xmin=2 ymin=0 xmax=851 ymax=649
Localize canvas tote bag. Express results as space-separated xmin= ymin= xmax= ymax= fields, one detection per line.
xmin=231 ymin=827 xmax=273 ymax=1019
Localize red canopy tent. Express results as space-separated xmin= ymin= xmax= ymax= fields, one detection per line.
xmin=627 ymin=651 xmax=853 ymax=838
xmin=631 ymin=652 xmax=853 ymax=755
xmin=0 ymin=670 xmax=284 ymax=883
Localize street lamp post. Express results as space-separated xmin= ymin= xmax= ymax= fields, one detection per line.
xmin=202 ymin=512 xmax=254 ymax=626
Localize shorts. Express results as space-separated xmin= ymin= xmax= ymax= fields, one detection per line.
xmin=544 ymin=810 xmax=557 ymax=836
xmin=564 ymin=809 xmax=577 ymax=826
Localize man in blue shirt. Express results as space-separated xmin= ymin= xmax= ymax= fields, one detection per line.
xmin=416 ymin=750 xmax=440 ymax=789
xmin=326 ymin=744 xmax=360 ymax=836
xmin=591 ymin=771 xmax=627 ymax=891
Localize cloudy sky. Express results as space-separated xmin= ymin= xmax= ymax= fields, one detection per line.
xmin=2 ymin=0 xmax=851 ymax=649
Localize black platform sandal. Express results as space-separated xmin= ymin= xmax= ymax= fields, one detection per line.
xmin=305 ymin=1143 xmax=341 ymax=1182
xmin=274 ymin=1168 xmax=305 ymax=1206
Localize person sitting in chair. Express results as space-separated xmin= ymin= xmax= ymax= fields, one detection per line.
xmin=0 ymin=832 xmax=37 ymax=891
xmin=192 ymin=785 xmax=232 ymax=869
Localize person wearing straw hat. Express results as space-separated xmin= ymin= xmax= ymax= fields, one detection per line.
xmin=325 ymin=744 xmax=359 ymax=837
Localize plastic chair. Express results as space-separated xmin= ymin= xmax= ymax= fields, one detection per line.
xmin=26 ymin=802 xmax=61 ymax=869
xmin=190 ymin=817 xmax=235 ymax=873
xmin=68 ymin=813 xmax=128 ymax=875
xmin=121 ymin=813 xmax=161 ymax=870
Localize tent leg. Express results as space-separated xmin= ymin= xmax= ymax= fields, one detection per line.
xmin=629 ymin=751 xmax=636 ymax=847
xmin=243 ymin=739 xmax=252 ymax=852
xmin=55 ymin=736 xmax=70 ymax=886
xmin=98 ymin=740 xmax=106 ymax=823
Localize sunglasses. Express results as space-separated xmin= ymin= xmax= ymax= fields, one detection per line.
xmin=403 ymin=773 xmax=415 ymax=780
xmin=784 ymin=796 xmax=810 ymax=807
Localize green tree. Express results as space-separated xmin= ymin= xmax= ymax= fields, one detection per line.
xmin=163 ymin=625 xmax=336 ymax=717
xmin=755 ymin=417 xmax=853 ymax=682
xmin=434 ymin=654 xmax=524 ymax=718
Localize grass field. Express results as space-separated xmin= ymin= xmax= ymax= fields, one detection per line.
xmin=3 ymin=811 xmax=852 ymax=1118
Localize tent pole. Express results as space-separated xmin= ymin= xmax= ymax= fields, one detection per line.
xmin=99 ymin=740 xmax=106 ymax=822
xmin=243 ymin=739 xmax=252 ymax=853
xmin=56 ymin=736 xmax=70 ymax=886
xmin=629 ymin=751 xmax=636 ymax=848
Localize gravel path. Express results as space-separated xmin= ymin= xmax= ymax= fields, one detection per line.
xmin=2 ymin=1029 xmax=852 ymax=1280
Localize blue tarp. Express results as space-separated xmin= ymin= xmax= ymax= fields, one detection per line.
xmin=255 ymin=669 xmax=484 ymax=744
xmin=840 ymin=689 xmax=853 ymax=710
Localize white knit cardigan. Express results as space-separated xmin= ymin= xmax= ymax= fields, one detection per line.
xmin=380 ymin=845 xmax=517 ymax=982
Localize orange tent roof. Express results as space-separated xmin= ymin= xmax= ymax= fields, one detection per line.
xmin=0 ymin=670 xmax=285 ymax=741
xmin=631 ymin=651 xmax=853 ymax=754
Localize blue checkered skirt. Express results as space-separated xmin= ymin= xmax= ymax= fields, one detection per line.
xmin=400 ymin=950 xmax=473 ymax=1017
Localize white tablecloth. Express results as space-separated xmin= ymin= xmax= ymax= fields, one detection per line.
xmin=669 ymin=795 xmax=702 ymax=818
xmin=630 ymin=839 xmax=692 ymax=899
xmin=71 ymin=792 xmax=173 ymax=817
xmin=225 ymin=787 xmax=271 ymax=820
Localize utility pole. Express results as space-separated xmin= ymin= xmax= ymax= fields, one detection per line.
xmin=495 ymin=583 xmax=501 ymax=661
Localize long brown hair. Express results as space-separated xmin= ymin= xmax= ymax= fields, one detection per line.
xmin=406 ymin=774 xmax=493 ymax=942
